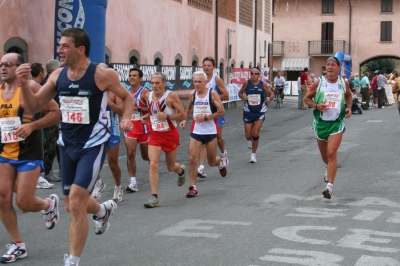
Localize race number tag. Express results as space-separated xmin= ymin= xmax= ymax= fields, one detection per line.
xmin=131 ymin=111 xmax=141 ymax=121
xmin=324 ymin=92 xmax=342 ymax=110
xmin=248 ymin=94 xmax=261 ymax=105
xmin=0 ymin=117 xmax=24 ymax=143
xmin=60 ymin=96 xmax=90 ymax=124
xmin=150 ymin=115 xmax=170 ymax=132
xmin=193 ymin=105 xmax=211 ymax=120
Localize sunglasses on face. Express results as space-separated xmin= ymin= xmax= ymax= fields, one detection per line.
xmin=0 ymin=62 xmax=20 ymax=67
xmin=251 ymin=72 xmax=260 ymax=75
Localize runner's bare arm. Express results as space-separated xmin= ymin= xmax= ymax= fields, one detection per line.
xmin=304 ymin=79 xmax=320 ymax=106
xmin=209 ymin=90 xmax=225 ymax=119
xmin=137 ymin=88 xmax=150 ymax=113
xmin=179 ymin=91 xmax=194 ymax=129
xmin=16 ymin=64 xmax=59 ymax=113
xmin=344 ymin=80 xmax=352 ymax=118
xmin=167 ymin=92 xmax=186 ymax=121
xmin=108 ymin=91 xmax=123 ymax=116
xmin=216 ymin=76 xmax=229 ymax=101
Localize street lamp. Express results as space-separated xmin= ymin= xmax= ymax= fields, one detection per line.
xmin=227 ymin=29 xmax=236 ymax=85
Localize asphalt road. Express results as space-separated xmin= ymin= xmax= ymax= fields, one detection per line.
xmin=3 ymin=97 xmax=400 ymax=266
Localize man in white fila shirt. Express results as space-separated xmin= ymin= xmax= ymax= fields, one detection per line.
xmin=180 ymin=71 xmax=225 ymax=197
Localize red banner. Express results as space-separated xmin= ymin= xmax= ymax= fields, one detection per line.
xmin=230 ymin=68 xmax=251 ymax=84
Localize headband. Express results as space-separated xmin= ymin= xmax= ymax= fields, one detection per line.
xmin=326 ymin=57 xmax=340 ymax=66
xmin=251 ymin=67 xmax=261 ymax=74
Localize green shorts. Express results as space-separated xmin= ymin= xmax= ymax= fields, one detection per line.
xmin=313 ymin=119 xmax=345 ymax=141
xmin=397 ymin=101 xmax=400 ymax=108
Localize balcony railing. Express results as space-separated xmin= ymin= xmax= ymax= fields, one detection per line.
xmin=308 ymin=40 xmax=347 ymax=56
xmin=273 ymin=41 xmax=285 ymax=56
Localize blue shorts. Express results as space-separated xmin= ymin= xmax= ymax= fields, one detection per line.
xmin=60 ymin=143 xmax=108 ymax=196
xmin=243 ymin=111 xmax=265 ymax=123
xmin=0 ymin=157 xmax=44 ymax=172
xmin=190 ymin=133 xmax=217 ymax=144
xmin=372 ymin=90 xmax=378 ymax=98
xmin=217 ymin=116 xmax=225 ymax=127
xmin=108 ymin=135 xmax=120 ymax=148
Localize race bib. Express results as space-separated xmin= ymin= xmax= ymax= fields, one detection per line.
xmin=0 ymin=117 xmax=24 ymax=143
xmin=131 ymin=111 xmax=141 ymax=121
xmin=150 ymin=115 xmax=170 ymax=132
xmin=60 ymin=96 xmax=90 ymax=124
xmin=193 ymin=104 xmax=212 ymax=119
xmin=324 ymin=92 xmax=342 ymax=111
xmin=248 ymin=94 xmax=261 ymax=105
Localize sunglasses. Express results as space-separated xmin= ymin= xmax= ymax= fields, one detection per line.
xmin=250 ymin=72 xmax=260 ymax=75
xmin=0 ymin=62 xmax=20 ymax=68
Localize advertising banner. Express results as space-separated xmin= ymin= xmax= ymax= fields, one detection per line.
xmin=54 ymin=0 xmax=108 ymax=63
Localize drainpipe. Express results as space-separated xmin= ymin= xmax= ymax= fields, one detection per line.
xmin=215 ymin=0 xmax=218 ymax=67
xmin=348 ymin=0 xmax=352 ymax=54
xmin=254 ymin=0 xmax=257 ymax=66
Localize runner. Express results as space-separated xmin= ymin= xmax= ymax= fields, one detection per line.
xmin=140 ymin=72 xmax=186 ymax=208
xmin=180 ymin=71 xmax=225 ymax=197
xmin=124 ymin=68 xmax=149 ymax=193
xmin=304 ymin=56 xmax=352 ymax=199
xmin=15 ymin=28 xmax=134 ymax=265
xmin=197 ymin=57 xmax=229 ymax=178
xmin=238 ymin=67 xmax=274 ymax=163
xmin=0 ymin=52 xmax=60 ymax=263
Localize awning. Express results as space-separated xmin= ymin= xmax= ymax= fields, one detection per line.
xmin=281 ymin=57 xmax=310 ymax=71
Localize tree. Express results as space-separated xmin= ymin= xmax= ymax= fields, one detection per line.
xmin=364 ymin=58 xmax=398 ymax=74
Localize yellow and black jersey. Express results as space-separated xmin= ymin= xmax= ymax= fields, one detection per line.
xmin=0 ymin=86 xmax=43 ymax=160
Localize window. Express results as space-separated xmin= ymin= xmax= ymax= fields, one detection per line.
xmin=381 ymin=21 xmax=392 ymax=41
xmin=192 ymin=55 xmax=198 ymax=66
xmin=174 ymin=54 xmax=182 ymax=66
xmin=240 ymin=61 xmax=244 ymax=68
xmin=129 ymin=50 xmax=140 ymax=65
xmin=321 ymin=22 xmax=334 ymax=53
xmin=322 ymin=0 xmax=334 ymax=14
xmin=219 ymin=59 xmax=225 ymax=81
xmin=4 ymin=37 xmax=28 ymax=63
xmin=381 ymin=0 xmax=392 ymax=12
xmin=154 ymin=52 xmax=163 ymax=66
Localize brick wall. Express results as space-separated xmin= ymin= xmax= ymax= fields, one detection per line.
xmin=264 ymin=0 xmax=271 ymax=34
xmin=218 ymin=0 xmax=236 ymax=22
xmin=239 ymin=0 xmax=253 ymax=27
xmin=188 ymin=0 xmax=213 ymax=13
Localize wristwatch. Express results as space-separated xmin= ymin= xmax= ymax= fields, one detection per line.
xmin=313 ymin=103 xmax=317 ymax=109
xmin=138 ymin=107 xmax=141 ymax=112
xmin=204 ymin=116 xmax=209 ymax=121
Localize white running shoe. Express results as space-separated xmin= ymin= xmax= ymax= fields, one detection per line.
xmin=322 ymin=185 xmax=333 ymax=199
xmin=220 ymin=150 xmax=229 ymax=168
xmin=197 ymin=168 xmax=207 ymax=178
xmin=113 ymin=188 xmax=123 ymax=202
xmin=248 ymin=140 xmax=252 ymax=149
xmin=0 ymin=242 xmax=27 ymax=263
xmin=37 ymin=177 xmax=54 ymax=189
xmin=125 ymin=181 xmax=138 ymax=193
xmin=250 ymin=153 xmax=257 ymax=163
xmin=64 ymin=254 xmax=77 ymax=266
xmin=42 ymin=194 xmax=59 ymax=229
xmin=91 ymin=181 xmax=106 ymax=199
xmin=93 ymin=200 xmax=117 ymax=235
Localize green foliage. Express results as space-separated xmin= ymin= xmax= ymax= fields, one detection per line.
xmin=364 ymin=59 xmax=399 ymax=74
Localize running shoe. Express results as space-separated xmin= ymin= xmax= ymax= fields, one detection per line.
xmin=37 ymin=177 xmax=54 ymax=189
xmin=248 ymin=140 xmax=252 ymax=149
xmin=64 ymin=254 xmax=77 ymax=266
xmin=125 ymin=181 xmax=138 ymax=193
xmin=0 ymin=243 xmax=27 ymax=263
xmin=93 ymin=200 xmax=117 ymax=235
xmin=42 ymin=194 xmax=59 ymax=229
xmin=219 ymin=158 xmax=227 ymax=177
xmin=144 ymin=195 xmax=160 ymax=208
xmin=186 ymin=186 xmax=199 ymax=198
xmin=197 ymin=169 xmax=207 ymax=178
xmin=322 ymin=185 xmax=333 ymax=199
xmin=45 ymin=171 xmax=61 ymax=182
xmin=177 ymin=164 xmax=186 ymax=186
xmin=112 ymin=188 xmax=123 ymax=202
xmin=91 ymin=181 xmax=106 ymax=199
xmin=323 ymin=168 xmax=328 ymax=183
xmin=250 ymin=153 xmax=257 ymax=163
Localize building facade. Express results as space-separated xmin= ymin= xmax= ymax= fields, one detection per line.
xmin=272 ymin=0 xmax=400 ymax=81
xmin=0 ymin=0 xmax=273 ymax=85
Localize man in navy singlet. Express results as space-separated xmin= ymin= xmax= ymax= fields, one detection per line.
xmin=16 ymin=28 xmax=134 ymax=266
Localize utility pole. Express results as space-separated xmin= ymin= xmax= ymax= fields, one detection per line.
xmin=227 ymin=29 xmax=236 ymax=85
xmin=253 ymin=0 xmax=257 ymax=67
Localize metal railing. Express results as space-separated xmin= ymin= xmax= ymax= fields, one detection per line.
xmin=273 ymin=41 xmax=285 ymax=56
xmin=308 ymin=40 xmax=347 ymax=55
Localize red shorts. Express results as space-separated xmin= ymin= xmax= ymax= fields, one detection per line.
xmin=148 ymin=128 xmax=180 ymax=153
xmin=124 ymin=131 xmax=149 ymax=144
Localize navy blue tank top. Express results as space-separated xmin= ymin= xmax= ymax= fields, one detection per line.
xmin=243 ymin=80 xmax=267 ymax=113
xmin=56 ymin=63 xmax=110 ymax=148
